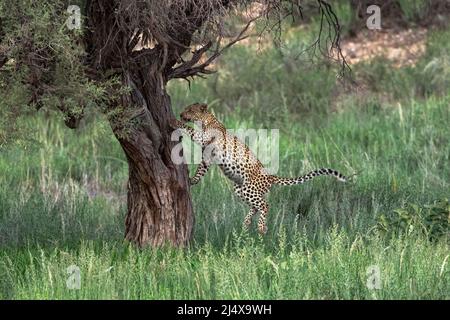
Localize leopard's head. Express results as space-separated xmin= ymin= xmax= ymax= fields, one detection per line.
xmin=180 ymin=103 xmax=212 ymax=124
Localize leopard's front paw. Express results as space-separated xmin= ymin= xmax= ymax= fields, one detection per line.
xmin=169 ymin=118 xmax=183 ymax=129
xmin=189 ymin=178 xmax=199 ymax=186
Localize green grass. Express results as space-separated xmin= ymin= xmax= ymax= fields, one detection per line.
xmin=0 ymin=24 xmax=449 ymax=299
xmin=1 ymin=96 xmax=448 ymax=299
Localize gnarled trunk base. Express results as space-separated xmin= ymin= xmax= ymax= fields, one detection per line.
xmin=113 ymin=73 xmax=193 ymax=248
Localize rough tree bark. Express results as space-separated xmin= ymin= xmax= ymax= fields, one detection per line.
xmin=84 ymin=1 xmax=198 ymax=247
xmin=117 ymin=71 xmax=194 ymax=247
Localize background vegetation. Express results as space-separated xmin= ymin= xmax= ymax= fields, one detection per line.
xmin=0 ymin=1 xmax=449 ymax=299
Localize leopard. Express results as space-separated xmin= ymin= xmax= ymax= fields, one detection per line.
xmin=170 ymin=102 xmax=347 ymax=235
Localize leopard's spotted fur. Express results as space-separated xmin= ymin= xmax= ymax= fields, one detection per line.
xmin=171 ymin=103 xmax=347 ymax=234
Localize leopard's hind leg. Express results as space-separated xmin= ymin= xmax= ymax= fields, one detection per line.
xmin=244 ymin=208 xmax=257 ymax=227
xmin=234 ymin=184 xmax=257 ymax=228
xmin=237 ymin=183 xmax=270 ymax=234
xmin=254 ymin=195 xmax=269 ymax=235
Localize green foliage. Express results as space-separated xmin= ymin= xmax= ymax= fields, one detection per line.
xmin=398 ymin=0 xmax=429 ymax=23
xmin=419 ymin=30 xmax=450 ymax=95
xmin=0 ymin=78 xmax=31 ymax=148
xmin=0 ymin=0 xmax=118 ymax=148
xmin=0 ymin=233 xmax=448 ymax=299
xmin=330 ymin=0 xmax=353 ymax=36
xmin=353 ymin=28 xmax=450 ymax=99
xmin=378 ymin=199 xmax=450 ymax=241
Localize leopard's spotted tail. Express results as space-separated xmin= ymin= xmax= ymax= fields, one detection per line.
xmin=271 ymin=168 xmax=346 ymax=186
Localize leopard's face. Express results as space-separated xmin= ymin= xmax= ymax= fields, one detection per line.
xmin=180 ymin=103 xmax=211 ymax=124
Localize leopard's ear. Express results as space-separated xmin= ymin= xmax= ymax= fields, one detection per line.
xmin=200 ymin=103 xmax=208 ymax=112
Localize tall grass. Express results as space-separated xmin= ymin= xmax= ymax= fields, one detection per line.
xmin=0 ymin=93 xmax=448 ymax=299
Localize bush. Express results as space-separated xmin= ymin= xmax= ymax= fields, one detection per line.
xmin=378 ymin=199 xmax=450 ymax=241
xmin=398 ymin=0 xmax=429 ymax=24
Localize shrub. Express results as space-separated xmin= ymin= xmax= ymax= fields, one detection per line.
xmin=378 ymin=199 xmax=450 ymax=241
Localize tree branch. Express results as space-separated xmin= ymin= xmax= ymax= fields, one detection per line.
xmin=290 ymin=0 xmax=352 ymax=82
xmin=167 ymin=15 xmax=256 ymax=81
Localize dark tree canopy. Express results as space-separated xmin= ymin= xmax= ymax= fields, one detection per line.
xmin=0 ymin=0 xmax=347 ymax=119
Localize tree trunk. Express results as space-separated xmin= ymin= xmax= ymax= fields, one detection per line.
xmin=83 ymin=0 xmax=198 ymax=247
xmin=112 ymin=71 xmax=194 ymax=247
